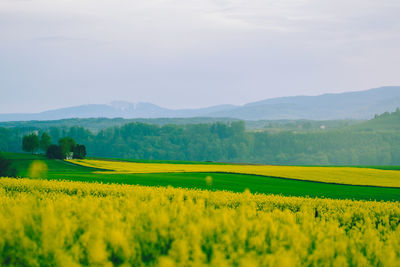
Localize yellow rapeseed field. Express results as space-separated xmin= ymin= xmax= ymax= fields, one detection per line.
xmin=1 ymin=177 xmax=400 ymax=266
xmin=69 ymin=159 xmax=400 ymax=188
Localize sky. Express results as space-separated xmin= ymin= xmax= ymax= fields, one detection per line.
xmin=1 ymin=0 xmax=400 ymax=113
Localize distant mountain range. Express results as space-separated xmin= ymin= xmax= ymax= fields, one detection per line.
xmin=1 ymin=86 xmax=399 ymax=122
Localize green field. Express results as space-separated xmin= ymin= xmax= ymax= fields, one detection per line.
xmin=92 ymin=157 xmax=400 ymax=170
xmin=2 ymin=152 xmax=400 ymax=201
xmin=89 ymin=157 xmax=228 ymax=165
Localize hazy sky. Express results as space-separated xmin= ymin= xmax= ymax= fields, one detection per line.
xmin=1 ymin=0 xmax=400 ymax=113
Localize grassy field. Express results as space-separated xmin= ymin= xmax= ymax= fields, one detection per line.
xmin=2 ymin=153 xmax=400 ymax=265
xmin=3 ymin=152 xmax=100 ymax=175
xmin=70 ymin=158 xmax=400 ymax=188
xmin=2 ymin=152 xmax=400 ymax=201
xmin=90 ymin=156 xmax=400 ymax=170
xmin=89 ymin=157 xmax=228 ymax=165
xmin=1 ymin=177 xmax=400 ymax=266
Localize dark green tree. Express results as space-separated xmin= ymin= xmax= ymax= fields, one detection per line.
xmin=46 ymin=145 xmax=63 ymax=159
xmin=22 ymin=133 xmax=39 ymax=154
xmin=39 ymin=132 xmax=52 ymax=152
xmin=72 ymin=144 xmax=87 ymax=159
xmin=58 ymin=137 xmax=76 ymax=158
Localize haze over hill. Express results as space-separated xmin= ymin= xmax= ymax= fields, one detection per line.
xmin=1 ymin=86 xmax=399 ymax=122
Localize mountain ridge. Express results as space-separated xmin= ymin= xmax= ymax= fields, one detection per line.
xmin=1 ymin=86 xmax=399 ymax=122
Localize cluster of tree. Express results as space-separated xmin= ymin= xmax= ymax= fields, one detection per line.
xmin=63 ymin=121 xmax=400 ymax=165
xmin=22 ymin=132 xmax=52 ymax=154
xmin=0 ymin=117 xmax=239 ymax=132
xmin=21 ymin=134 xmax=86 ymax=160
xmin=0 ymin=116 xmax=363 ymax=133
xmin=374 ymin=107 xmax=400 ymax=119
xmin=1 ymin=117 xmax=399 ymax=165
xmin=46 ymin=137 xmax=86 ymax=160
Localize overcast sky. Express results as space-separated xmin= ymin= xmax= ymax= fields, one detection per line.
xmin=1 ymin=0 xmax=400 ymax=113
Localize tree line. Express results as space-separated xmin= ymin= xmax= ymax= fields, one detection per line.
xmin=1 ymin=120 xmax=399 ymax=165
xmin=22 ymin=133 xmax=86 ymax=159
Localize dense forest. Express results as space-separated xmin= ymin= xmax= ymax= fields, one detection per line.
xmin=1 ymin=110 xmax=400 ymax=165
xmin=0 ymin=117 xmax=359 ymax=132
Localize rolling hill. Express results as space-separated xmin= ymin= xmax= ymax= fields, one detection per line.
xmin=350 ymin=107 xmax=400 ymax=132
xmin=0 ymin=86 xmax=399 ymax=121
xmin=209 ymin=86 xmax=400 ymax=120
